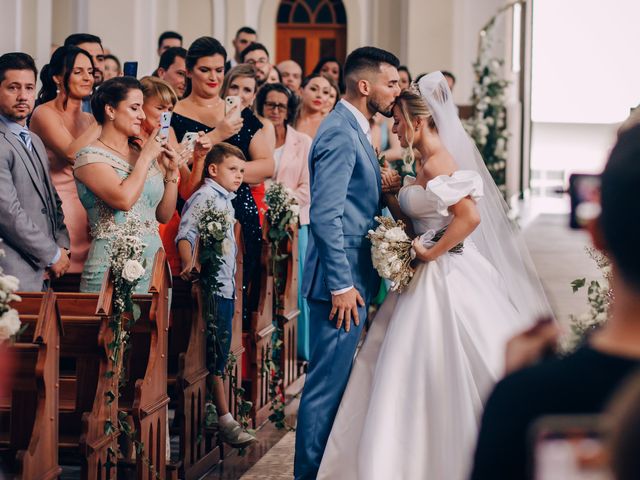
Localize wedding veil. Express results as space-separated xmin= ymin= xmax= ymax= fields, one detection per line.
xmin=416 ymin=72 xmax=552 ymax=325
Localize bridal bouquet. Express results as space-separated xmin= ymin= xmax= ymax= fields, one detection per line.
xmin=0 ymin=245 xmax=21 ymax=344
xmin=367 ymin=216 xmax=415 ymax=292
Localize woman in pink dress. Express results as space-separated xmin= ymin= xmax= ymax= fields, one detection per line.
xmin=30 ymin=45 xmax=100 ymax=273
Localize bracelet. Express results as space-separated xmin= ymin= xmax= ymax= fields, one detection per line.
xmin=163 ymin=176 xmax=178 ymax=184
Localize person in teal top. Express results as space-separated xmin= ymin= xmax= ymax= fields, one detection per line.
xmin=73 ymin=77 xmax=181 ymax=292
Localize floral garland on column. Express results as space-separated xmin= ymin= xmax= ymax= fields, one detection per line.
xmin=0 ymin=244 xmax=22 ymax=345
xmin=464 ymin=2 xmax=524 ymax=197
xmin=264 ymin=182 xmax=299 ymax=430
xmin=101 ymin=217 xmax=157 ymax=475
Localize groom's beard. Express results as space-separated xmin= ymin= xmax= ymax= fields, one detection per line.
xmin=368 ymin=96 xmax=394 ymax=118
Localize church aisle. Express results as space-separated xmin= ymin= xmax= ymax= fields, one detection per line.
xmin=205 ymin=212 xmax=601 ymax=478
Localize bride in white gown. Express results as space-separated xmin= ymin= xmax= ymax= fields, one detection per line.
xmin=317 ymin=72 xmax=550 ymax=480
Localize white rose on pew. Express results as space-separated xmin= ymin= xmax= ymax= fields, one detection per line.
xmin=0 ymin=308 xmax=21 ymax=343
xmin=222 ymin=238 xmax=232 ymax=255
xmin=0 ymin=274 xmax=20 ymax=293
xmin=122 ymin=260 xmax=145 ymax=282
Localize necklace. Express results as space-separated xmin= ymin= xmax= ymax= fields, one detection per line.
xmin=98 ymin=138 xmax=129 ymax=158
xmin=191 ymin=96 xmax=222 ymax=109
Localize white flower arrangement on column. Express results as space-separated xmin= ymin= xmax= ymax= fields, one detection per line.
xmin=464 ymin=3 xmax=522 ymax=198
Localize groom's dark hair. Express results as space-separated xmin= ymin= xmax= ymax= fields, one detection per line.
xmin=344 ymin=47 xmax=399 ymax=84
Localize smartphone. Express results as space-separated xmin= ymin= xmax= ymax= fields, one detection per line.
xmin=159 ymin=111 xmax=172 ymax=140
xmin=123 ymin=61 xmax=138 ymax=78
xmin=569 ymin=173 xmax=601 ymax=229
xmin=529 ymin=415 xmax=610 ymax=480
xmin=181 ymin=131 xmax=199 ymax=151
xmin=225 ymin=95 xmax=242 ymax=120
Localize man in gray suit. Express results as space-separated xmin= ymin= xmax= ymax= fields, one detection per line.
xmin=0 ymin=53 xmax=70 ymax=291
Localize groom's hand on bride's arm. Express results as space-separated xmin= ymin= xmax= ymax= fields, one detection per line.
xmin=381 ymin=167 xmax=401 ymax=194
xmin=330 ymin=288 xmax=366 ymax=332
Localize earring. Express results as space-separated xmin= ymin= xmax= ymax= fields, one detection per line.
xmin=55 ymin=82 xmax=60 ymax=94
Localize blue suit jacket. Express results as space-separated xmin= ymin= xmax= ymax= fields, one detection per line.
xmin=302 ymin=102 xmax=382 ymax=303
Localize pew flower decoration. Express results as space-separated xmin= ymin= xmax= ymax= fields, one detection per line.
xmin=0 ymin=245 xmax=21 ymax=344
xmin=367 ymin=216 xmax=415 ymax=292
xmin=264 ymin=182 xmax=299 ymax=430
xmin=265 ymin=182 xmax=299 ymax=234
xmin=107 ymin=218 xmax=147 ymax=316
xmin=563 ymin=248 xmax=613 ymax=353
xmin=197 ymin=202 xmax=234 ymax=296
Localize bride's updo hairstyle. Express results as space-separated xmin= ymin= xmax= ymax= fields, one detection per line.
xmin=395 ymin=88 xmax=436 ymax=162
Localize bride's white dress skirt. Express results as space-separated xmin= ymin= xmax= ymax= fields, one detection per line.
xmin=318 ymin=172 xmax=524 ymax=479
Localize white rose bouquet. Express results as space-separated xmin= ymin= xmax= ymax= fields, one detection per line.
xmin=367 ymin=217 xmax=415 ymax=292
xmin=0 ymin=244 xmax=21 ymax=344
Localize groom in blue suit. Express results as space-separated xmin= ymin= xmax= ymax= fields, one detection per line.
xmin=295 ymin=47 xmax=401 ymax=479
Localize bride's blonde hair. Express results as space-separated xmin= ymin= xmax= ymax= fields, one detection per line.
xmin=396 ymin=89 xmax=436 ymax=164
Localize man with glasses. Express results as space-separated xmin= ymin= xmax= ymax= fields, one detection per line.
xmin=241 ymin=43 xmax=271 ymax=86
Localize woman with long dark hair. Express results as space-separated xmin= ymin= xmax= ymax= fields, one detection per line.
xmin=30 ymin=45 xmax=101 ymax=273
xmin=294 ymin=73 xmax=332 ymax=139
xmin=312 ymin=56 xmax=345 ymax=93
xmin=170 ymin=36 xmax=274 ymax=327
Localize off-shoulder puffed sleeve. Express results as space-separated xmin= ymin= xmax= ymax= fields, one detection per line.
xmin=427 ymin=170 xmax=483 ymax=216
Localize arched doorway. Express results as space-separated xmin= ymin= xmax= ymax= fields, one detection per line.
xmin=276 ymin=0 xmax=347 ymax=75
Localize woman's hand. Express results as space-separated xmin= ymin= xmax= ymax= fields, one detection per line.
xmin=412 ymin=237 xmax=436 ymax=262
xmin=381 ymin=167 xmax=401 ymax=194
xmin=140 ymin=126 xmax=166 ymax=162
xmin=211 ymin=106 xmax=244 ymax=140
xmin=159 ymin=143 xmax=180 ymax=175
xmin=193 ymin=131 xmax=213 ymax=161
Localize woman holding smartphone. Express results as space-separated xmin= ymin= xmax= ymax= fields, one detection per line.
xmin=170 ymin=36 xmax=274 ymax=327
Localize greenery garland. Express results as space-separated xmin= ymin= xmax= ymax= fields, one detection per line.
xmin=563 ymin=248 xmax=612 ymax=353
xmin=196 ymin=201 xmax=253 ymax=439
xmin=264 ymin=182 xmax=300 ymax=430
xmin=102 ymin=218 xmax=158 ymax=477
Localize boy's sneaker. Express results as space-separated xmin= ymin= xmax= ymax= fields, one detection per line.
xmin=218 ymin=420 xmax=257 ymax=449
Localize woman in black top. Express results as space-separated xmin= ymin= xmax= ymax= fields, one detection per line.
xmin=170 ymin=37 xmax=274 ymax=325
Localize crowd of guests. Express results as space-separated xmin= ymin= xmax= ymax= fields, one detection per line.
xmin=0 ymin=26 xmax=419 ymax=450
xmin=3 ymin=24 xmax=640 ymax=478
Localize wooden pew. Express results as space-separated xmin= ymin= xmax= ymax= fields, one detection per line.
xmin=243 ymin=239 xmax=275 ymax=428
xmin=0 ymin=290 xmax=62 ymax=480
xmin=275 ymin=225 xmax=302 ymax=394
xmin=55 ymin=274 xmax=118 ymax=479
xmin=168 ymin=225 xmax=238 ymax=480
xmin=117 ymin=249 xmax=172 ymax=480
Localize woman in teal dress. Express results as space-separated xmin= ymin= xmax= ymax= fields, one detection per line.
xmin=74 ymin=77 xmax=181 ymax=292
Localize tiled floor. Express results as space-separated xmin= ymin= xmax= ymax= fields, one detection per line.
xmin=206 ymin=212 xmax=602 ymax=479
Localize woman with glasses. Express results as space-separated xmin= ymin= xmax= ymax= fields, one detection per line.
xmin=256 ymin=83 xmax=312 ymax=360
